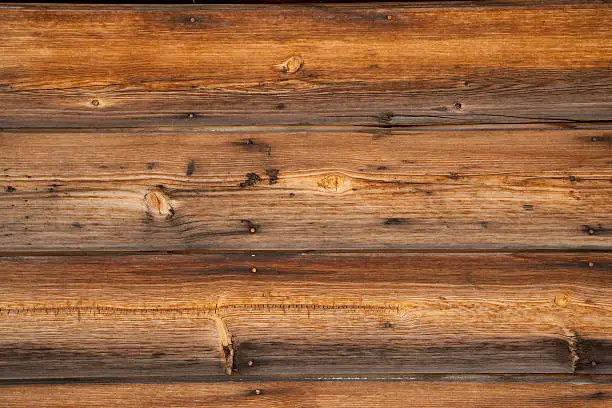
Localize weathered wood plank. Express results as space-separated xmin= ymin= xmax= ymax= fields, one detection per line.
xmin=1 ymin=379 xmax=612 ymax=408
xmin=0 ymin=313 xmax=226 ymax=379
xmin=1 ymin=252 xmax=610 ymax=377
xmin=1 ymin=125 xmax=610 ymax=250
xmin=0 ymin=2 xmax=610 ymax=127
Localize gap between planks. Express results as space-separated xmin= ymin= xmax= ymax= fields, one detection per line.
xmin=1 ymin=122 xmax=611 ymax=134
xmin=1 ymin=374 xmax=611 ymax=386
xmin=1 ymin=248 xmax=612 ymax=257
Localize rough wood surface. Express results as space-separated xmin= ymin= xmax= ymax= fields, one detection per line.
xmin=1 ymin=125 xmax=611 ymax=251
xmin=1 ymin=379 xmax=611 ymax=408
xmin=1 ymin=0 xmax=611 ymax=399
xmin=1 ymin=252 xmax=610 ymax=377
xmin=0 ymin=314 xmax=226 ymax=379
xmin=0 ymin=2 xmax=610 ymax=127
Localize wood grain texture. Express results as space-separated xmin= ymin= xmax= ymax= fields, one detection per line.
xmin=1 ymin=125 xmax=610 ymax=251
xmin=0 ymin=2 xmax=610 ymax=127
xmin=0 ymin=314 xmax=226 ymax=379
xmin=1 ymin=252 xmax=610 ymax=377
xmin=1 ymin=380 xmax=612 ymax=408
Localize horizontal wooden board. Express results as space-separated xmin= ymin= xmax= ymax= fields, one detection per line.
xmin=1 ymin=252 xmax=610 ymax=377
xmin=0 ymin=2 xmax=610 ymax=127
xmin=1 ymin=125 xmax=610 ymax=251
xmin=1 ymin=379 xmax=612 ymax=408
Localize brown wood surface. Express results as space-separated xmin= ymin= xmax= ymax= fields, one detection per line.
xmin=0 ymin=2 xmax=610 ymax=127
xmin=0 ymin=314 xmax=226 ymax=379
xmin=1 ymin=0 xmax=611 ymax=401
xmin=1 ymin=125 xmax=611 ymax=251
xmin=1 ymin=252 xmax=610 ymax=377
xmin=1 ymin=379 xmax=612 ymax=408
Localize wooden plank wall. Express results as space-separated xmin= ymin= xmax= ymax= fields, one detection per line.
xmin=0 ymin=1 xmax=611 ymax=406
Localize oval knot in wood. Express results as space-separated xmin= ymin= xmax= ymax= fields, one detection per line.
xmin=279 ymin=56 xmax=303 ymax=74
xmin=317 ymin=173 xmax=350 ymax=193
xmin=554 ymin=293 xmax=569 ymax=308
xmin=144 ymin=187 xmax=173 ymax=218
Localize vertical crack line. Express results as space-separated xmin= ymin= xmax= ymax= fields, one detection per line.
xmin=213 ymin=315 xmax=234 ymax=375
xmin=563 ymin=328 xmax=580 ymax=373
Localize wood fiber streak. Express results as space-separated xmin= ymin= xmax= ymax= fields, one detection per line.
xmin=0 ymin=3 xmax=610 ymax=127
xmin=1 ymin=381 xmax=612 ymax=408
xmin=1 ymin=126 xmax=610 ymax=250
xmin=0 ymin=252 xmax=610 ymax=376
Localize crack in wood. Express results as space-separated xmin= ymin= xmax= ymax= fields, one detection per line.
xmin=212 ymin=316 xmax=234 ymax=376
xmin=563 ymin=328 xmax=581 ymax=373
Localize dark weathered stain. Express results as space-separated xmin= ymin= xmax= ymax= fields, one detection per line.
xmin=384 ymin=217 xmax=409 ymax=225
xmin=233 ymin=337 xmax=571 ymax=371
xmin=480 ymin=221 xmax=489 ymax=229
xmin=232 ymin=138 xmax=255 ymax=147
xmin=377 ymin=111 xmax=394 ymax=125
xmin=186 ymin=160 xmax=196 ymax=176
xmin=371 ymin=129 xmax=392 ymax=140
xmin=575 ymin=338 xmax=612 ymax=372
xmin=274 ymin=103 xmax=286 ymax=110
xmin=577 ymin=135 xmax=612 ymax=144
xmin=586 ymin=392 xmax=609 ymax=400
xmin=265 ymin=169 xmax=279 ymax=185
xmin=581 ymin=224 xmax=608 ymax=236
xmin=6 ymin=185 xmax=15 ymax=192
xmin=523 ymin=204 xmax=534 ymax=211
xmin=146 ymin=161 xmax=156 ymax=170
xmin=71 ymin=222 xmax=82 ymax=228
xmin=448 ymin=172 xmax=460 ymax=180
xmin=240 ymin=173 xmax=262 ymax=188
